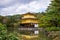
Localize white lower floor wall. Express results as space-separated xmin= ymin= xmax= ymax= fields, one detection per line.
xmin=34 ymin=24 xmax=38 ymax=27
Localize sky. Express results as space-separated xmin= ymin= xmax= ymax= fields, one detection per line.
xmin=0 ymin=0 xmax=51 ymax=16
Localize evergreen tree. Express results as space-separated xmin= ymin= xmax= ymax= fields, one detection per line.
xmin=46 ymin=0 xmax=60 ymax=27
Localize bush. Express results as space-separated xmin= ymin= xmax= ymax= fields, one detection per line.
xmin=0 ymin=23 xmax=18 ymax=40
xmin=7 ymin=33 xmax=18 ymax=40
xmin=0 ymin=23 xmax=7 ymax=40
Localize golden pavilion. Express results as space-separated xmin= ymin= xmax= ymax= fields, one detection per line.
xmin=20 ymin=12 xmax=39 ymax=35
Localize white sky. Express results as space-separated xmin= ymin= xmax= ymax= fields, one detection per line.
xmin=0 ymin=0 xmax=51 ymax=16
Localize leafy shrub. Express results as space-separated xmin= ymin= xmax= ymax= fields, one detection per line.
xmin=0 ymin=23 xmax=7 ymax=40
xmin=0 ymin=23 xmax=18 ymax=40
xmin=7 ymin=33 xmax=18 ymax=40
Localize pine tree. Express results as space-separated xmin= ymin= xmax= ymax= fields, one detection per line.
xmin=46 ymin=0 xmax=60 ymax=27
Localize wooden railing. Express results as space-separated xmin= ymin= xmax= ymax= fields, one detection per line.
xmin=17 ymin=28 xmax=43 ymax=31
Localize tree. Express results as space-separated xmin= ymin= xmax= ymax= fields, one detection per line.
xmin=37 ymin=12 xmax=51 ymax=27
xmin=38 ymin=0 xmax=60 ymax=40
xmin=46 ymin=0 xmax=60 ymax=27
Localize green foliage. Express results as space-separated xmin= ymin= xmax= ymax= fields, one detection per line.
xmin=0 ymin=23 xmax=18 ymax=40
xmin=37 ymin=0 xmax=60 ymax=28
xmin=7 ymin=33 xmax=18 ymax=40
xmin=38 ymin=0 xmax=60 ymax=39
xmin=46 ymin=0 xmax=60 ymax=27
xmin=37 ymin=13 xmax=52 ymax=27
xmin=0 ymin=23 xmax=7 ymax=40
xmin=45 ymin=27 xmax=60 ymax=31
